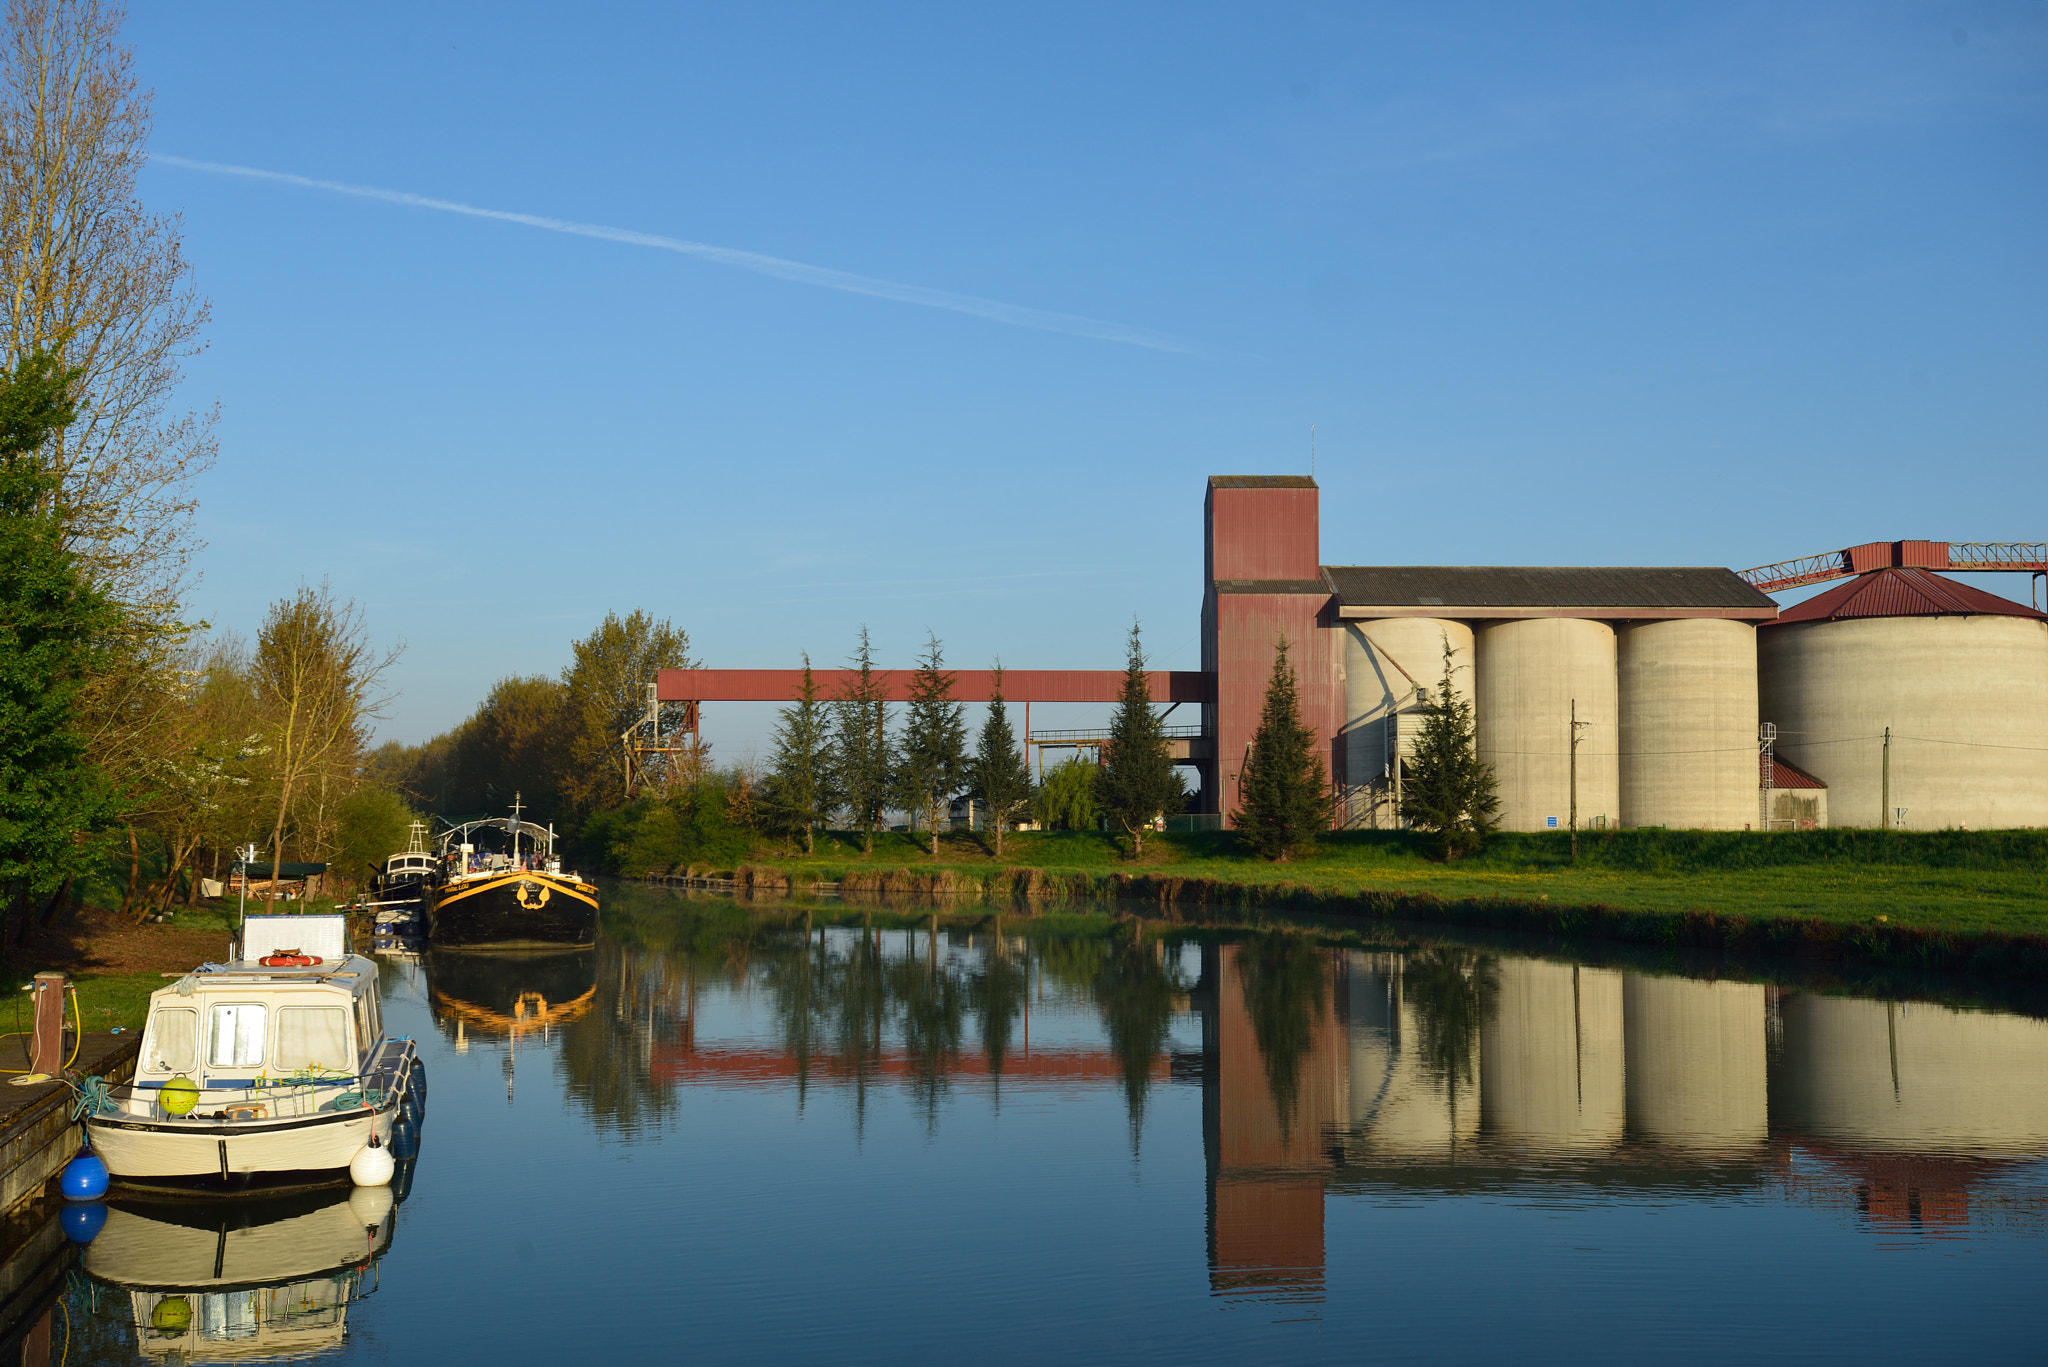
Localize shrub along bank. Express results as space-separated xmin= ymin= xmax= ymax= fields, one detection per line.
xmin=652 ymin=827 xmax=2048 ymax=980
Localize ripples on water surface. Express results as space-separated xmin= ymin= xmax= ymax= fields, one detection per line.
xmin=51 ymin=882 xmax=2048 ymax=1364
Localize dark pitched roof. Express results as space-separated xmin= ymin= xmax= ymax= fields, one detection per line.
xmin=1772 ymin=567 xmax=2048 ymax=624
xmin=1208 ymin=475 xmax=1317 ymax=489
xmin=1770 ymin=756 xmax=1826 ymax=790
xmin=1322 ymin=565 xmax=1775 ymax=611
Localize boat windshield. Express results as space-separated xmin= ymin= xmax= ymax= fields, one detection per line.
xmin=207 ymin=1004 xmax=266 ymax=1068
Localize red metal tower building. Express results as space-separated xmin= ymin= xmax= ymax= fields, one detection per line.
xmin=1199 ymin=476 xmax=1341 ymax=819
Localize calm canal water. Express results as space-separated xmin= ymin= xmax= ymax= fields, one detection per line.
xmin=55 ymin=881 xmax=2048 ymax=1364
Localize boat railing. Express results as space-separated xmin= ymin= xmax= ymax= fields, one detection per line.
xmin=101 ymin=1065 xmax=400 ymax=1123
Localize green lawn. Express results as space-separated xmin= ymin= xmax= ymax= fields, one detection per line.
xmin=720 ymin=827 xmax=2048 ymax=938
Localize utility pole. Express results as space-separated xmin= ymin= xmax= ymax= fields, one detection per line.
xmin=1569 ymin=699 xmax=1587 ymax=863
xmin=1881 ymin=727 xmax=1891 ymax=830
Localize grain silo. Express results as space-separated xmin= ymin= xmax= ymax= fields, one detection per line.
xmin=1622 ymin=975 xmax=1767 ymax=1151
xmin=1757 ymin=568 xmax=2048 ymax=829
xmin=1341 ymin=619 xmax=1475 ymax=828
xmin=1479 ymin=958 xmax=1624 ymax=1151
xmin=1476 ymin=618 xmax=1620 ymax=832
xmin=1769 ymin=994 xmax=2048 ymax=1157
xmin=1617 ymin=619 xmax=1760 ymax=829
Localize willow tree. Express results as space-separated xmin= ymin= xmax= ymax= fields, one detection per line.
xmin=251 ymin=584 xmax=396 ymax=898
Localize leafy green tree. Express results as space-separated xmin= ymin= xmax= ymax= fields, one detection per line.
xmin=560 ymin=610 xmax=695 ymax=818
xmin=1033 ymin=757 xmax=1098 ymax=831
xmin=0 ymin=347 xmax=116 ymax=942
xmin=1097 ymin=621 xmax=1181 ymax=856
xmin=761 ymin=655 xmax=834 ymax=854
xmin=832 ymin=626 xmax=893 ymax=855
xmin=894 ymin=633 xmax=967 ymax=858
xmin=1232 ymin=638 xmax=1329 ymax=860
xmin=1402 ymin=640 xmax=1499 ymax=859
xmin=967 ymin=664 xmax=1033 ymax=856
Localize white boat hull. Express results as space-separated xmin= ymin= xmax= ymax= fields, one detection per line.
xmin=87 ymin=1105 xmax=393 ymax=1187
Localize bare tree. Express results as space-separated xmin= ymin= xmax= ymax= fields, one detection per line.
xmin=250 ymin=584 xmax=397 ymax=899
xmin=0 ymin=0 xmax=214 ymax=619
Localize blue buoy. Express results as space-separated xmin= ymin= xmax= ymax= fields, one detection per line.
xmin=61 ymin=1152 xmax=109 ymax=1202
xmin=390 ymin=1118 xmax=419 ymax=1160
xmin=60 ymin=1202 xmax=106 ymax=1244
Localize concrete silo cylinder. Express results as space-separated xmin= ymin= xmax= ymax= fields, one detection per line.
xmin=1618 ymin=619 xmax=1759 ymax=831
xmin=1768 ymin=994 xmax=2048 ymax=1156
xmin=1475 ymin=618 xmax=1618 ymax=832
xmin=1480 ymin=958 xmax=1623 ymax=1151
xmin=1622 ymin=974 xmax=1767 ymax=1150
xmin=1344 ymin=620 xmax=1475 ymax=809
xmin=1758 ymin=616 xmax=2048 ymax=830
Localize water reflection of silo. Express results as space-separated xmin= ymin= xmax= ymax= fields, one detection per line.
xmin=1623 ymin=975 xmax=1766 ymax=1149
xmin=1344 ymin=952 xmax=1478 ymax=1157
xmin=1481 ymin=959 xmax=1624 ymax=1151
xmin=1771 ymin=995 xmax=2048 ymax=1155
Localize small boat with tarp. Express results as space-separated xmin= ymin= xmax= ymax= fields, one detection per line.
xmin=425 ymin=797 xmax=599 ymax=950
xmin=83 ymin=915 xmax=425 ymax=1196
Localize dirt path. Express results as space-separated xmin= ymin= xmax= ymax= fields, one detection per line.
xmin=8 ymin=908 xmax=235 ymax=977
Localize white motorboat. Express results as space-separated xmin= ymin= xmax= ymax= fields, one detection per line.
xmin=85 ymin=915 xmax=425 ymax=1196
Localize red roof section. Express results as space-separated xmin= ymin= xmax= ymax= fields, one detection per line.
xmin=1772 ymin=567 xmax=2048 ymax=625
xmin=1770 ymin=756 xmax=1826 ymax=790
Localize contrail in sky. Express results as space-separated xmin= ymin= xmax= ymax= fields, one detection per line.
xmin=154 ymin=155 xmax=1194 ymax=353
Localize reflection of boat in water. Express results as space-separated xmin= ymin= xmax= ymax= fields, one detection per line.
xmin=427 ymin=800 xmax=599 ymax=950
xmin=425 ymin=946 xmax=599 ymax=1040
xmin=81 ymin=1186 xmax=395 ymax=1361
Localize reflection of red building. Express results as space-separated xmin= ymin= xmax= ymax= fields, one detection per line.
xmin=650 ymin=1043 xmax=1171 ymax=1090
xmin=1204 ymin=945 xmax=1347 ymax=1303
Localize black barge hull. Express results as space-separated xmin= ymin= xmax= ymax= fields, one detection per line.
xmin=427 ymin=873 xmax=599 ymax=949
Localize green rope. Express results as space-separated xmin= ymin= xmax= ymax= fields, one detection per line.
xmin=68 ymin=1075 xmax=114 ymax=1121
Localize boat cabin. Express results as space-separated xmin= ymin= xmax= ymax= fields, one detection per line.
xmin=135 ymin=916 xmax=384 ymax=1096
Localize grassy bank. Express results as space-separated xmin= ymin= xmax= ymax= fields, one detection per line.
xmin=674 ymin=826 xmax=2048 ymax=978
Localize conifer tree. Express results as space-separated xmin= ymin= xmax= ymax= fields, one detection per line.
xmin=832 ymin=627 xmax=893 ymax=855
xmin=1401 ymin=639 xmax=1499 ymax=859
xmin=894 ymin=633 xmax=967 ymax=858
xmin=1232 ymin=638 xmax=1329 ymax=860
xmin=763 ymin=655 xmax=834 ymax=854
xmin=0 ymin=347 xmax=117 ymax=942
xmin=967 ymin=664 xmax=1032 ymax=856
xmin=1097 ymin=621 xmax=1181 ymax=857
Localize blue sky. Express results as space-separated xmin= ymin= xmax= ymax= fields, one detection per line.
xmin=130 ymin=2 xmax=2046 ymax=754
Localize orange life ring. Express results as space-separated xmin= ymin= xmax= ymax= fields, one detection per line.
xmin=259 ymin=953 xmax=323 ymax=967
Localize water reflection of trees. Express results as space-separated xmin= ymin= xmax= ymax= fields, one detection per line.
xmin=1401 ymin=946 xmax=1498 ymax=1094
xmin=1237 ymin=935 xmax=1330 ymax=1140
xmin=1096 ymin=938 xmax=1180 ymax=1150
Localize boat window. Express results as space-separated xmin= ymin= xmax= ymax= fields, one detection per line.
xmin=274 ymin=1007 xmax=349 ymax=1073
xmin=206 ymin=1003 xmax=266 ymax=1068
xmin=354 ymin=994 xmax=376 ymax=1063
xmin=144 ymin=1008 xmax=196 ymax=1073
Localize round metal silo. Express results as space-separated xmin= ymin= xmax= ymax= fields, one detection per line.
xmin=1617 ymin=619 xmax=1759 ymax=830
xmin=1479 ymin=958 xmax=1623 ymax=1151
xmin=1475 ymin=618 xmax=1618 ymax=832
xmin=1344 ymin=619 xmax=1474 ymax=824
xmin=1622 ymin=974 xmax=1767 ymax=1151
xmin=1758 ymin=611 xmax=2048 ymax=830
xmin=1769 ymin=994 xmax=2048 ymax=1155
